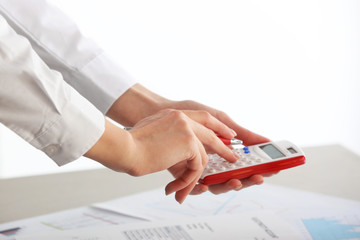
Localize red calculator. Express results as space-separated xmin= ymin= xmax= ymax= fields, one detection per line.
xmin=199 ymin=140 xmax=306 ymax=185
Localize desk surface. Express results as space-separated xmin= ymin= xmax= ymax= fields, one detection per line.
xmin=1 ymin=144 xmax=359 ymax=223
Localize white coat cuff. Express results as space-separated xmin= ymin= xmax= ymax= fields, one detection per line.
xmin=32 ymin=93 xmax=105 ymax=166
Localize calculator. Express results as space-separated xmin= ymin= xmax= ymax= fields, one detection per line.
xmin=199 ymin=140 xmax=306 ymax=185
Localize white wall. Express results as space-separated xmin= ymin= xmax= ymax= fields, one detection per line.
xmin=0 ymin=0 xmax=359 ymax=178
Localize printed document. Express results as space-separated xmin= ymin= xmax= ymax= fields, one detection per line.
xmin=15 ymin=213 xmax=304 ymax=240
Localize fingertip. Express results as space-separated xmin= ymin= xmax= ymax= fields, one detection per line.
xmin=177 ymin=197 xmax=185 ymax=204
xmin=190 ymin=184 xmax=208 ymax=195
xmin=262 ymin=171 xmax=279 ymax=177
xmin=175 ymin=190 xmax=188 ymax=204
xmin=233 ymin=152 xmax=241 ymax=161
xmin=226 ymin=179 xmax=242 ymax=190
xmin=200 ymin=184 xmax=209 ymax=192
xmin=221 ymin=148 xmax=239 ymax=163
xmin=250 ymin=174 xmax=264 ymax=185
xmin=230 ymin=129 xmax=237 ymax=138
xmin=165 ymin=182 xmax=176 ymax=196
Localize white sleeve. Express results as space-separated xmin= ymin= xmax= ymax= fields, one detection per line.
xmin=0 ymin=0 xmax=137 ymax=114
xmin=0 ymin=15 xmax=105 ymax=166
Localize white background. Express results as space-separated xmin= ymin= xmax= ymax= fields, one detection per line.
xmin=0 ymin=0 xmax=359 ymax=178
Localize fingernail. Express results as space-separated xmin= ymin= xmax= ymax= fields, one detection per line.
xmin=233 ymin=152 xmax=241 ymax=160
xmin=230 ymin=129 xmax=237 ymax=137
xmin=235 ymin=186 xmax=243 ymax=191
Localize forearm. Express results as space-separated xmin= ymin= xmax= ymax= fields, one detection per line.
xmin=106 ymin=83 xmax=269 ymax=146
xmin=106 ymin=84 xmax=209 ymax=126
xmin=106 ymin=83 xmax=174 ymax=126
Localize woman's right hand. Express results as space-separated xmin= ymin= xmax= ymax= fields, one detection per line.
xmin=127 ymin=109 xmax=239 ymax=204
xmin=86 ymin=109 xmax=239 ymax=204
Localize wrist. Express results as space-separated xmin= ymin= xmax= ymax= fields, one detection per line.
xmin=84 ymin=119 xmax=136 ymax=173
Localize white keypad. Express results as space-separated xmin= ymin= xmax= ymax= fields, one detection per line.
xmin=202 ymin=147 xmax=263 ymax=178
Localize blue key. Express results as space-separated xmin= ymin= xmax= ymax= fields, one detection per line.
xmin=243 ymin=147 xmax=250 ymax=154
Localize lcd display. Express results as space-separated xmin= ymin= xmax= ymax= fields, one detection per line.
xmin=260 ymin=144 xmax=286 ymax=159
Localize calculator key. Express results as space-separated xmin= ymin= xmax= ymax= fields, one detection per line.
xmin=250 ymin=156 xmax=257 ymax=160
xmin=228 ymin=164 xmax=236 ymax=169
xmin=235 ymin=162 xmax=243 ymax=167
xmin=217 ymin=166 xmax=226 ymax=171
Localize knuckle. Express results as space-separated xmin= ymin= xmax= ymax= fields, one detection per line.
xmin=168 ymin=109 xmax=185 ymax=119
xmin=159 ymin=108 xmax=175 ymax=115
xmin=172 ymin=112 xmax=190 ymax=128
xmin=207 ymin=131 xmax=219 ymax=143
xmin=127 ymin=168 xmax=144 ymax=177
xmin=202 ymin=156 xmax=209 ymax=168
xmin=178 ymin=175 xmax=193 ymax=187
xmin=199 ymin=110 xmax=212 ymax=122
xmin=183 ymin=131 xmax=196 ymax=143
xmin=181 ymin=100 xmax=196 ymax=107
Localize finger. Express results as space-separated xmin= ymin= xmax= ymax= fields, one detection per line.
xmin=165 ymin=167 xmax=201 ymax=197
xmin=214 ymin=112 xmax=270 ymax=145
xmin=190 ymin=184 xmax=209 ymax=195
xmin=206 ymin=134 xmax=239 ymax=163
xmin=174 ymin=178 xmax=200 ymax=204
xmin=184 ymin=110 xmax=236 ymax=139
xmin=165 ymin=141 xmax=205 ymax=198
xmin=191 ymin=122 xmax=239 ymax=163
xmin=207 ymin=175 xmax=264 ymax=194
xmin=171 ymin=139 xmax=208 ymax=203
xmin=207 ymin=179 xmax=243 ymax=195
xmin=239 ymin=175 xmax=264 ymax=189
xmin=262 ymin=171 xmax=280 ymax=177
xmin=237 ymin=127 xmax=270 ymax=146
xmin=179 ymin=111 xmax=239 ymax=163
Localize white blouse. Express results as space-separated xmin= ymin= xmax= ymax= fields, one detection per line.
xmin=0 ymin=0 xmax=136 ymax=166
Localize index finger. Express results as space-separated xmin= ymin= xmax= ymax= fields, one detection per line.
xmin=183 ymin=110 xmax=237 ymax=139
xmin=215 ymin=112 xmax=270 ymax=145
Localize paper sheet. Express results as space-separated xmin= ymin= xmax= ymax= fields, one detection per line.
xmin=93 ymin=184 xmax=360 ymax=240
xmin=93 ymin=184 xmax=360 ymax=220
xmin=2 ymin=184 xmax=360 ymax=240
xmin=0 ymin=206 xmax=141 ymax=239
xmin=15 ymin=213 xmax=304 ymax=240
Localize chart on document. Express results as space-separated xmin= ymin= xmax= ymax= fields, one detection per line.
xmin=301 ymin=214 xmax=360 ymax=240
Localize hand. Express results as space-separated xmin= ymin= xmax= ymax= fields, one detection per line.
xmin=123 ymin=109 xmax=239 ymax=203
xmin=165 ymin=100 xmax=274 ymax=195
xmin=106 ymin=84 xmax=274 ymax=197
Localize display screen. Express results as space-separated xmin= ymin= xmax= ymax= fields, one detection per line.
xmin=260 ymin=144 xmax=286 ymax=159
